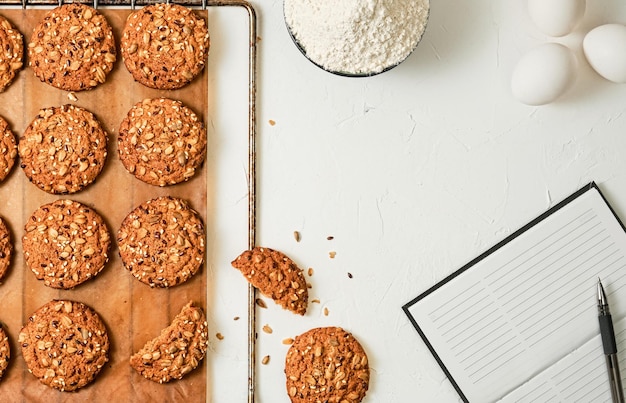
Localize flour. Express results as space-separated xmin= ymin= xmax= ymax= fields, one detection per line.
xmin=284 ymin=0 xmax=430 ymax=75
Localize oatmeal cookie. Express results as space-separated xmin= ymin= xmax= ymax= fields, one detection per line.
xmin=130 ymin=301 xmax=208 ymax=383
xmin=28 ymin=3 xmax=116 ymax=91
xmin=0 ymin=15 xmax=23 ymax=92
xmin=0 ymin=115 xmax=17 ymax=183
xmin=18 ymin=104 xmax=108 ymax=194
xmin=121 ymin=3 xmax=209 ymax=89
xmin=118 ymin=98 xmax=207 ymax=186
xmin=22 ymin=199 xmax=111 ymax=289
xmin=118 ymin=196 xmax=205 ymax=288
xmin=0 ymin=322 xmax=9 ymax=381
xmin=231 ymin=247 xmax=308 ymax=315
xmin=285 ymin=327 xmax=370 ymax=403
xmin=19 ymin=300 xmax=109 ymax=392
xmin=0 ymin=216 xmax=12 ymax=282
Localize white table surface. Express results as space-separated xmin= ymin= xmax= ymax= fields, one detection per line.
xmin=208 ymin=1 xmax=626 ymax=402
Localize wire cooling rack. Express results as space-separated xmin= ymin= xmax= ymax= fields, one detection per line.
xmin=0 ymin=0 xmax=258 ymax=401
xmin=2 ymin=0 xmax=246 ymax=8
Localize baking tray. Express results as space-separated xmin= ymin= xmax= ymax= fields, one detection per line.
xmin=0 ymin=1 xmax=257 ymax=402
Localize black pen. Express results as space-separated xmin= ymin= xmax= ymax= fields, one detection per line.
xmin=597 ymin=278 xmax=624 ymax=403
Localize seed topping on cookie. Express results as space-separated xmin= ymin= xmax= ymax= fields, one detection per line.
xmin=285 ymin=327 xmax=370 ymax=403
xmin=121 ymin=3 xmax=209 ymax=89
xmin=18 ymin=104 xmax=108 ymax=194
xmin=0 ymin=116 xmax=17 ymax=183
xmin=118 ymin=98 xmax=207 ymax=186
xmin=130 ymin=301 xmax=208 ymax=383
xmin=28 ymin=3 xmax=116 ymax=91
xmin=19 ymin=300 xmax=109 ymax=392
xmin=0 ymin=15 xmax=23 ymax=92
xmin=0 ymin=217 xmax=12 ymax=283
xmin=22 ymin=199 xmax=111 ymax=289
xmin=231 ymin=247 xmax=308 ymax=315
xmin=118 ymin=196 xmax=205 ymax=288
xmin=0 ymin=323 xmax=9 ymax=381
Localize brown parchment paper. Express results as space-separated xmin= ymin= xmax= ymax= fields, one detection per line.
xmin=0 ymin=8 xmax=210 ymax=402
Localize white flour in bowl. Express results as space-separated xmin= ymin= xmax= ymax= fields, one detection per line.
xmin=284 ymin=0 xmax=430 ymax=75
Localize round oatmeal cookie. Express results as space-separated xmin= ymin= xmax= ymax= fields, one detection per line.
xmin=231 ymin=247 xmax=308 ymax=315
xmin=118 ymin=98 xmax=207 ymax=186
xmin=28 ymin=3 xmax=116 ymax=91
xmin=18 ymin=104 xmax=108 ymax=194
xmin=285 ymin=327 xmax=370 ymax=403
xmin=130 ymin=301 xmax=208 ymax=383
xmin=23 ymin=199 xmax=111 ymax=289
xmin=0 ymin=322 xmax=9 ymax=381
xmin=0 ymin=115 xmax=17 ymax=182
xmin=0 ymin=15 xmax=24 ymax=92
xmin=121 ymin=3 xmax=210 ymax=89
xmin=0 ymin=217 xmax=12 ymax=282
xmin=19 ymin=300 xmax=109 ymax=392
xmin=118 ymin=196 xmax=205 ymax=288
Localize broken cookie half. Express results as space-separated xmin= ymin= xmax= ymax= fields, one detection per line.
xmin=231 ymin=247 xmax=308 ymax=315
xmin=130 ymin=301 xmax=208 ymax=383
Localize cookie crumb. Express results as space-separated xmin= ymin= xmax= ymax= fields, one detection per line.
xmin=293 ymin=230 xmax=300 ymax=242
xmin=348 ymin=272 xmax=353 ymax=279
xmin=311 ymin=298 xmax=320 ymax=304
xmin=67 ymin=92 xmax=78 ymax=102
xmin=216 ymin=332 xmax=224 ymax=340
xmin=233 ymin=316 xmax=240 ymax=321
xmin=327 ymin=236 xmax=334 ymax=240
xmin=269 ymin=119 xmax=276 ymax=126
xmin=255 ymin=298 xmax=267 ymax=309
xmin=261 ymin=355 xmax=270 ymax=365
xmin=262 ymin=324 xmax=273 ymax=334
xmin=323 ymin=307 xmax=329 ymax=316
xmin=329 ymin=251 xmax=336 ymax=259
xmin=307 ymin=267 xmax=314 ymax=276
xmin=282 ymin=337 xmax=294 ymax=345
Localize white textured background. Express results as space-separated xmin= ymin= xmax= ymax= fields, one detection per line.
xmin=208 ymin=1 xmax=626 ymax=401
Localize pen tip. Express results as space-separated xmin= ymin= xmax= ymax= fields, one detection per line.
xmin=597 ymin=278 xmax=608 ymax=305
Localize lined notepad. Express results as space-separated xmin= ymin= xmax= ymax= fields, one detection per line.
xmin=404 ymin=183 xmax=626 ymax=402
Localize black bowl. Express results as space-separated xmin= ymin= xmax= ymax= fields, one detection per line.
xmin=283 ymin=1 xmax=430 ymax=77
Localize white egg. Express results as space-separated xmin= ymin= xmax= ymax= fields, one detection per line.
xmin=583 ymin=24 xmax=626 ymax=83
xmin=528 ymin=0 xmax=586 ymax=37
xmin=511 ymin=43 xmax=577 ymax=106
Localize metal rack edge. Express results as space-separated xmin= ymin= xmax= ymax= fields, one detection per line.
xmin=0 ymin=0 xmax=259 ymax=401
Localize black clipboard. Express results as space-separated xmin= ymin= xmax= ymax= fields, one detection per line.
xmin=402 ymin=181 xmax=623 ymax=402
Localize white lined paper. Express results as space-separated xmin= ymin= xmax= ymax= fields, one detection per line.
xmin=500 ymin=316 xmax=626 ymax=403
xmin=407 ymin=186 xmax=626 ymax=402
